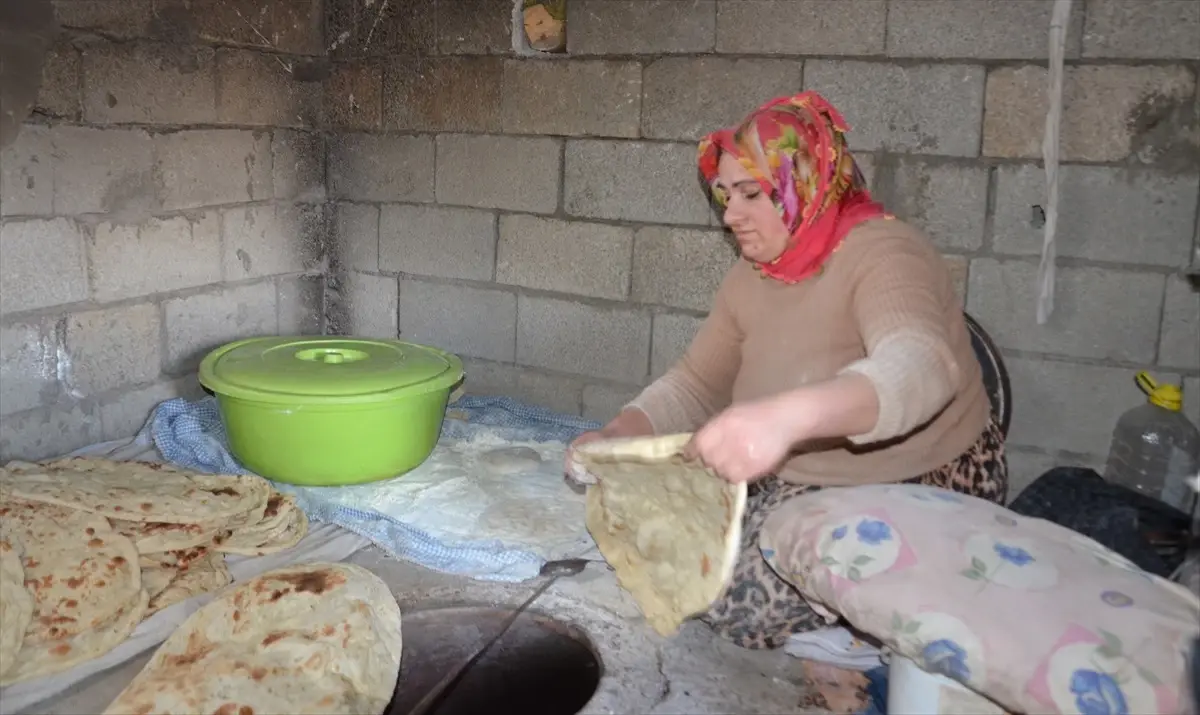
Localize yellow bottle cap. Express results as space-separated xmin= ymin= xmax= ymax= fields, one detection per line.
xmin=1135 ymin=371 xmax=1183 ymax=412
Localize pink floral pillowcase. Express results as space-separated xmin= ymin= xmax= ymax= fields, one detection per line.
xmin=758 ymin=483 xmax=1199 ymax=715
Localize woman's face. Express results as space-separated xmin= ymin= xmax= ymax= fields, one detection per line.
xmin=715 ymin=152 xmax=791 ymax=263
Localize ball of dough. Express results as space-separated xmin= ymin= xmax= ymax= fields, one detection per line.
xmin=477 ymin=446 xmax=544 ymax=475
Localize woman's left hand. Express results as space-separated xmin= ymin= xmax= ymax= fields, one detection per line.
xmin=683 ymin=395 xmax=806 ymax=484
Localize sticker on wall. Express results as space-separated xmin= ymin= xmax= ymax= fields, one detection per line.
xmin=519 ymin=0 xmax=566 ymax=54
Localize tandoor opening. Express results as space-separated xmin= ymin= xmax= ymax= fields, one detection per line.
xmin=386 ymin=606 xmax=603 ymax=715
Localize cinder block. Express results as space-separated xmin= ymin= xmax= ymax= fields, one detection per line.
xmin=277 ymin=275 xmax=325 ymax=336
xmin=1006 ymin=357 xmax=1178 ymax=455
xmin=651 ymin=312 xmax=703 ymax=379
xmin=716 ymin=0 xmax=885 ymax=55
xmin=517 ymin=295 xmax=651 ymax=383
xmin=36 ymin=42 xmax=81 ymax=119
xmin=1082 ymin=0 xmax=1200 ymax=59
xmin=1159 ymin=275 xmax=1200 ymax=371
xmin=273 ymin=130 xmax=325 ymax=202
xmin=1185 ymin=377 xmax=1200 ymax=432
xmin=90 ymin=214 xmax=223 ymax=302
xmin=215 ymin=49 xmax=321 ymax=127
xmin=982 ymin=65 xmax=1197 ymax=164
xmin=942 ymin=254 xmax=968 ymax=306
xmin=642 ymin=57 xmax=802 ymax=141
xmin=1 ymin=125 xmax=53 ymax=216
xmin=164 ymin=281 xmax=279 ymax=375
xmin=384 ymin=57 xmax=503 ymax=133
xmin=52 ymin=0 xmax=152 ymax=38
xmin=99 ymin=380 xmax=185 ymax=441
xmin=500 ymin=60 xmax=641 ymax=138
xmin=966 ymin=258 xmax=1165 ymax=363
xmin=992 ymin=164 xmax=1198 ymax=267
xmin=223 ymin=204 xmax=323 ymax=280
xmin=154 ymin=130 xmax=271 ymax=211
xmin=81 ymin=43 xmax=216 ymax=124
xmin=496 ymin=215 xmax=632 ymax=300
xmin=569 ymin=0 xmax=715 ymax=55
xmin=328 ymin=133 xmax=435 ymax=203
xmin=399 ymin=279 xmax=516 ymax=362
xmin=886 ymin=0 xmax=1084 ymax=59
xmin=872 ymin=157 xmax=988 ymax=251
xmin=192 ymin=0 xmax=323 ymax=55
xmin=582 ymin=383 xmax=643 ymax=423
xmin=0 ymin=218 xmax=88 ymax=313
xmin=326 ymin=0 xmax=436 ymax=59
xmin=804 ymin=61 xmax=985 ymax=157
xmin=65 ymin=302 xmax=161 ymax=394
xmin=323 ymin=62 xmax=383 ymax=130
xmin=0 ymin=402 xmax=102 ymax=462
xmin=0 ymin=319 xmax=57 ymax=416
xmin=436 ymin=0 xmax=514 ymax=55
xmin=632 ymin=227 xmax=735 ymax=311
xmin=52 ymin=126 xmax=154 ymax=216
xmin=343 ymin=272 xmax=398 ymax=340
xmin=381 ymin=205 xmax=496 ymax=281
xmin=564 ymin=140 xmax=712 ymax=225
xmin=334 ymin=202 xmax=379 ymax=272
xmin=436 ymin=134 xmax=560 ymax=213
xmin=458 ymin=358 xmax=585 ymax=415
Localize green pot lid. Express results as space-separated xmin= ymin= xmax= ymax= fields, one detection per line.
xmin=199 ymin=337 xmax=464 ymax=404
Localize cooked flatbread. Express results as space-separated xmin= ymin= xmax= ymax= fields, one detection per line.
xmin=103 ymin=563 xmax=404 ymax=715
xmin=111 ymin=518 xmax=227 ymax=553
xmin=0 ymin=457 xmax=270 ymax=524
xmin=214 ymin=493 xmax=308 ymax=556
xmin=0 ymin=530 xmax=34 ymax=679
xmin=0 ymin=498 xmax=147 ymax=686
xmin=143 ymin=550 xmax=231 ymax=617
xmin=578 ymin=433 xmax=747 ymax=637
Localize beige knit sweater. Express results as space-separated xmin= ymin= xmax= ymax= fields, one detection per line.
xmin=628 ymin=218 xmax=991 ymax=486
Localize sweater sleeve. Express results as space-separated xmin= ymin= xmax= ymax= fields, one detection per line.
xmin=626 ymin=279 xmax=744 ymax=435
xmin=836 ymin=236 xmax=961 ymax=445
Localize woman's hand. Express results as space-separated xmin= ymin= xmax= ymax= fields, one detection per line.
xmin=564 ymin=408 xmax=654 ymax=488
xmin=684 ymin=373 xmax=881 ymax=483
xmin=683 ymin=396 xmax=803 ymax=484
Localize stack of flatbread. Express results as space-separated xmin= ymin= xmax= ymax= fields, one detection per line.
xmin=576 ymin=433 xmax=748 ymax=637
xmin=0 ymin=457 xmax=308 ymax=687
xmin=103 ymin=563 xmax=403 ymax=715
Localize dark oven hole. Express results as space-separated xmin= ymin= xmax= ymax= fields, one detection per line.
xmin=385 ymin=606 xmax=603 ymax=715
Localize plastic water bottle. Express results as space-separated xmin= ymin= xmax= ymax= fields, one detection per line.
xmin=1103 ymin=372 xmax=1200 ymax=513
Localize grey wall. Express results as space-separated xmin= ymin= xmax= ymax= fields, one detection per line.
xmin=2 ymin=0 xmax=1198 ymax=502
xmin=0 ymin=0 xmax=328 ymax=459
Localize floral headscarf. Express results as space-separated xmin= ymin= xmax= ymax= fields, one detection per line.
xmin=698 ymin=91 xmax=888 ymax=284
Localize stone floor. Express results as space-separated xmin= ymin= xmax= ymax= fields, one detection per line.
xmin=25 ymin=547 xmax=821 ymax=715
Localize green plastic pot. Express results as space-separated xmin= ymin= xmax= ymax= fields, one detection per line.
xmin=198 ymin=337 xmax=464 ymax=487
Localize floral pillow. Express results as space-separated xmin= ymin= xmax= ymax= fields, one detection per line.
xmin=757 ymin=483 xmax=1200 ymax=715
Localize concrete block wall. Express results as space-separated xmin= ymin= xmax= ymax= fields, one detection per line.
xmin=329 ymin=0 xmax=1200 ymax=497
xmin=0 ymin=0 xmax=328 ymax=460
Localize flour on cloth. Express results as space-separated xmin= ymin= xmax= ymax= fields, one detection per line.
xmin=578 ymin=434 xmax=747 ymax=637
xmin=300 ymin=428 xmax=592 ymax=564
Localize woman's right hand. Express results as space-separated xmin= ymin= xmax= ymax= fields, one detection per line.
xmin=564 ymin=409 xmax=654 ymax=488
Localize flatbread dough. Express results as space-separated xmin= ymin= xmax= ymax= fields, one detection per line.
xmin=578 ymin=433 xmax=747 ymax=637
xmin=478 ymin=446 xmax=544 ymax=474
xmin=104 ymin=563 xmax=404 ymax=715
xmin=0 ymin=530 xmax=34 ymax=680
xmin=0 ymin=498 xmax=147 ymax=686
xmin=142 ymin=550 xmax=232 ymax=617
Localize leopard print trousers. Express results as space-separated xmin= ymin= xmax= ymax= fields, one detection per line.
xmin=700 ymin=418 xmax=1008 ymax=650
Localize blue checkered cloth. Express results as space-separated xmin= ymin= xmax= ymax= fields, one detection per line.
xmin=147 ymin=395 xmax=600 ymax=582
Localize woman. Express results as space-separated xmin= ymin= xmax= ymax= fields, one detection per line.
xmin=567 ymin=92 xmax=1007 ymax=652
